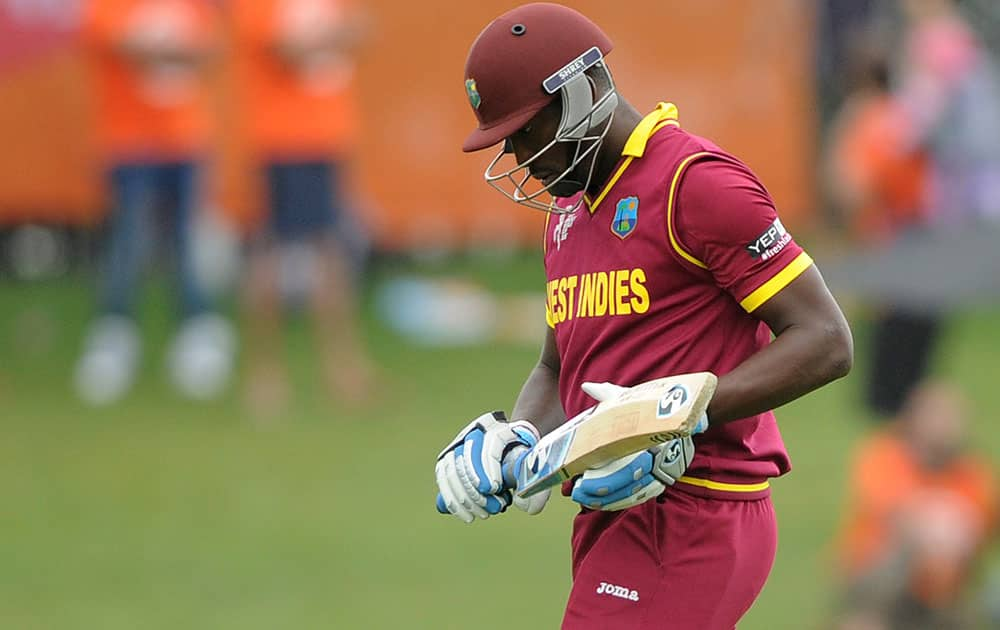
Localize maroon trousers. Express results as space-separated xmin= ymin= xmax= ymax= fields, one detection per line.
xmin=562 ymin=487 xmax=777 ymax=629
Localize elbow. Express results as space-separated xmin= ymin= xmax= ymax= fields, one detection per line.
xmin=824 ymin=320 xmax=854 ymax=382
xmin=829 ymin=347 xmax=853 ymax=382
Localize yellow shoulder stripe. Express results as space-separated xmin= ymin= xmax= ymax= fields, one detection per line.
xmin=739 ymin=251 xmax=814 ymax=313
xmin=676 ymin=476 xmax=771 ymax=493
xmin=666 ymin=151 xmax=713 ymax=269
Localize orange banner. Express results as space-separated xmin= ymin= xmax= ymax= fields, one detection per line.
xmin=0 ymin=1 xmax=817 ymax=249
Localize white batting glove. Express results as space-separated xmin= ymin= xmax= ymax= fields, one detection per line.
xmin=434 ymin=412 xmax=549 ymax=523
xmin=579 ymin=381 xmax=627 ymax=406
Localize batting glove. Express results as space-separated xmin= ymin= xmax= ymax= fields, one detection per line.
xmin=570 ymin=436 xmax=696 ymax=511
xmin=434 ymin=412 xmax=549 ymax=523
xmin=569 ymin=380 xmax=706 ymax=511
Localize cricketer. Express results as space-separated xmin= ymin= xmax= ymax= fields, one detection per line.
xmin=434 ymin=4 xmax=854 ymax=628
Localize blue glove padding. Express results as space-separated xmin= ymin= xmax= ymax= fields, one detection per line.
xmin=571 ymin=450 xmax=665 ymax=510
xmin=571 ymin=436 xmax=697 ymax=511
xmin=434 ymin=412 xmax=542 ymax=523
xmin=692 ymin=411 xmax=709 ymax=435
xmin=460 ymin=425 xmax=504 ymax=495
xmin=436 ymin=490 xmax=511 ymax=515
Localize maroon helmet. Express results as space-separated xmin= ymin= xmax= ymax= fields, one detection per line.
xmin=462 ymin=3 xmax=619 ymax=213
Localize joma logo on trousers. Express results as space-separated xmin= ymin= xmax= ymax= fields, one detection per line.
xmin=596 ymin=581 xmax=639 ymax=602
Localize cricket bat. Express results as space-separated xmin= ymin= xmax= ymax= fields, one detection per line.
xmin=506 ymin=372 xmax=717 ymax=499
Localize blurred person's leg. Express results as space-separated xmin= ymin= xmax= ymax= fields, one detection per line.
xmin=865 ymin=308 xmax=942 ymax=417
xmin=241 ymin=162 xmax=300 ymax=417
xmin=99 ymin=164 xmax=156 ymax=317
xmin=242 ymin=235 xmax=287 ymax=417
xmin=159 ymin=161 xmax=235 ymax=401
xmin=305 ymin=161 xmax=374 ymax=403
xmin=161 ymin=161 xmax=210 ymax=319
xmin=74 ymin=163 xmax=155 ymax=405
xmin=313 ymin=228 xmax=374 ymax=404
xmin=242 ymin=160 xmax=374 ymax=414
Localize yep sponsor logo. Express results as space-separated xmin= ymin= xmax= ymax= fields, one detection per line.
xmin=746 ymin=218 xmax=792 ymax=260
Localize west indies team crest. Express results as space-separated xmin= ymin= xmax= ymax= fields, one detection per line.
xmin=465 ymin=78 xmax=481 ymax=110
xmin=612 ymin=196 xmax=639 ymax=239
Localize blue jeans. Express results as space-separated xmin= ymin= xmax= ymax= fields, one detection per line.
xmin=99 ymin=161 xmax=209 ymax=319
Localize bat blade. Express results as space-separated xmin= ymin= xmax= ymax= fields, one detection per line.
xmin=514 ymin=372 xmax=717 ymax=498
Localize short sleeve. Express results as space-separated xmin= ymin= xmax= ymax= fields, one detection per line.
xmin=671 ymin=157 xmax=813 ymax=312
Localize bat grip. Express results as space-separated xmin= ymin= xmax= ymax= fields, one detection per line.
xmin=502 ymin=445 xmax=529 ymax=490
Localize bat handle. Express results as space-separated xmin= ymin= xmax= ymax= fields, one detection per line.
xmin=502 ymin=445 xmax=529 ymax=490
xmin=436 ymin=494 xmax=449 ymax=514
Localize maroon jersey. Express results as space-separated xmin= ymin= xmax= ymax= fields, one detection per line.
xmin=544 ymin=103 xmax=813 ymax=500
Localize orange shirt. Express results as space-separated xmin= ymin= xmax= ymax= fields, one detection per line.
xmin=230 ymin=0 xmax=360 ymax=158
xmin=829 ymin=93 xmax=929 ymax=243
xmin=82 ymin=0 xmax=217 ymax=159
xmin=838 ymin=432 xmax=997 ymax=602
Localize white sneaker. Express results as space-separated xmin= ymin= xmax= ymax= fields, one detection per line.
xmin=166 ymin=313 xmax=236 ymax=401
xmin=74 ymin=315 xmax=141 ymax=406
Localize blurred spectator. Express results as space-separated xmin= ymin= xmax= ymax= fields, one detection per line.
xmin=824 ymin=28 xmax=938 ymax=420
xmin=825 ymin=33 xmax=929 ymax=246
xmin=75 ymin=0 xmax=235 ymax=406
xmin=229 ymin=0 xmax=374 ymax=415
xmin=825 ymin=0 xmax=1000 ymax=418
xmin=834 ymin=380 xmax=998 ymax=630
xmin=895 ymin=0 xmax=1000 ymax=226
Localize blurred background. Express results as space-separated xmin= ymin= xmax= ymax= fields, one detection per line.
xmin=1 ymin=1 xmax=999 ymax=628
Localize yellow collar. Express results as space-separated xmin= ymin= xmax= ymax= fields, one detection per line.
xmin=622 ymin=102 xmax=680 ymax=157
xmin=583 ymin=102 xmax=680 ymax=212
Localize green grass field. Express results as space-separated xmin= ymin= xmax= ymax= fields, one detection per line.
xmin=2 ymin=252 xmax=998 ymax=629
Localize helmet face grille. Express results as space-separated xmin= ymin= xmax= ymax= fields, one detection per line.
xmin=483 ymin=63 xmax=619 ymax=215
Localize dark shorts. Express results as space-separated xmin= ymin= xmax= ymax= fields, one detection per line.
xmin=265 ymin=160 xmax=342 ymax=241
xmin=562 ymin=487 xmax=777 ymax=630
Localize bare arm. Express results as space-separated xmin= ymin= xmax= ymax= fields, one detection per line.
xmin=510 ymin=325 xmax=565 ymax=436
xmin=708 ymin=265 xmax=854 ymax=424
